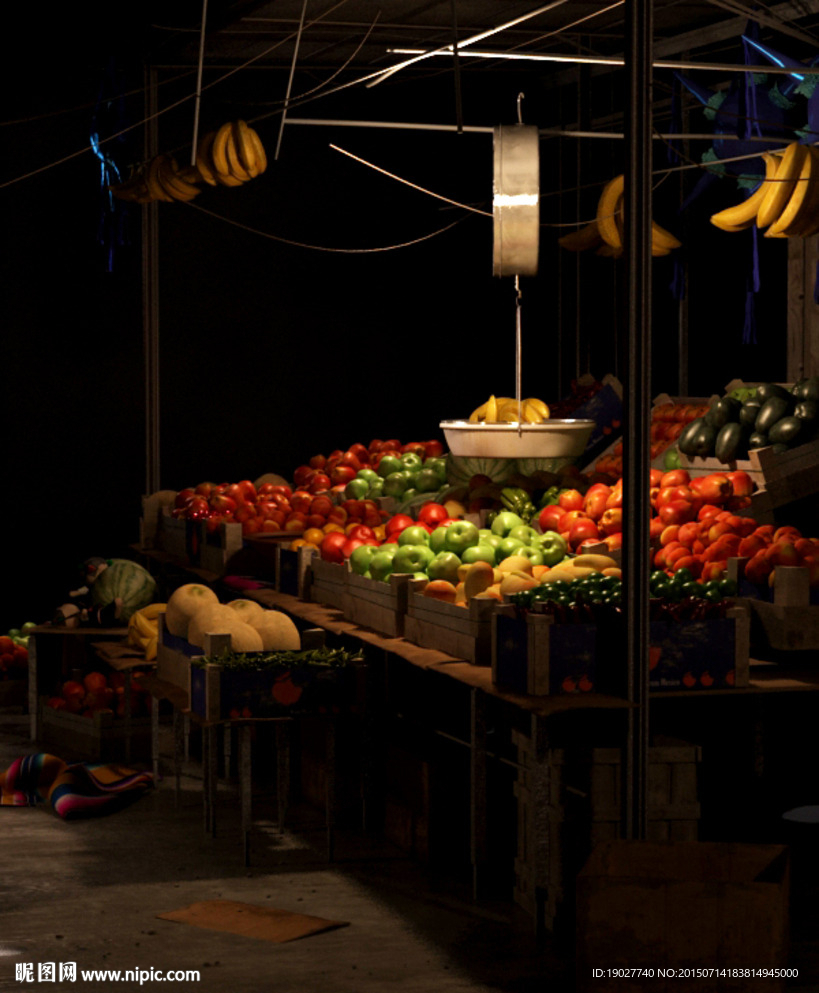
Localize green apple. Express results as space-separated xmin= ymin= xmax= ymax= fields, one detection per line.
xmin=400 ymin=452 xmax=423 ymax=471
xmin=490 ymin=511 xmax=525 ymax=537
xmin=540 ymin=530 xmax=568 ymax=566
xmin=517 ymin=545 xmax=544 ymax=566
xmin=444 ymin=520 xmax=480 ymax=554
xmin=424 ymin=457 xmax=448 ymax=482
xmin=349 ymin=543 xmax=380 ymax=576
xmin=461 ymin=543 xmax=497 ymax=565
xmin=413 ymin=467 xmax=441 ymax=493
xmin=496 ymin=536 xmax=525 ymax=562
xmin=368 ymin=478 xmax=384 ymax=497
xmin=427 ymin=551 xmax=462 ymax=584
xmin=357 ymin=467 xmax=380 ymax=484
xmin=398 ymin=525 xmax=430 ymax=547
xmin=393 ymin=543 xmax=436 ymax=574
xmin=369 ymin=549 xmax=398 ymax=582
xmin=383 ymin=472 xmax=409 ymax=497
xmin=508 ymin=524 xmax=539 ymax=544
xmin=478 ymin=532 xmax=503 ymax=550
xmin=429 ymin=526 xmax=450 ymax=554
xmin=376 ymin=454 xmax=403 ymax=478
xmin=345 ymin=477 xmax=371 ymax=500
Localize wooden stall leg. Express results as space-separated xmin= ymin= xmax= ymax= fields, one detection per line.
xmin=173 ymin=707 xmax=184 ymax=808
xmin=124 ymin=674 xmax=133 ymax=766
xmin=150 ymin=694 xmax=160 ymax=782
xmin=240 ymin=723 xmax=252 ymax=867
xmin=528 ymin=713 xmax=554 ymax=941
xmin=203 ymin=724 xmax=218 ymax=837
xmin=470 ymin=687 xmax=488 ymax=901
xmin=325 ymin=718 xmax=336 ymax=862
xmin=276 ymin=721 xmax=290 ymax=833
xmin=28 ymin=635 xmax=38 ymax=743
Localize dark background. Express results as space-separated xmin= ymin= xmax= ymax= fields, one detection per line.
xmin=0 ymin=5 xmax=790 ymax=629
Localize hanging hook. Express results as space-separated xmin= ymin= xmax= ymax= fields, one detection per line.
xmin=517 ymin=92 xmax=525 ymax=125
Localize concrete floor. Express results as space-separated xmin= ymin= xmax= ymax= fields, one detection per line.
xmin=0 ymin=714 xmax=569 ymax=993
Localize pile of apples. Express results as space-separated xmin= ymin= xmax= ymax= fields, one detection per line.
xmin=292 ymin=438 xmax=446 ymax=497
xmin=45 ymin=671 xmax=152 ymax=719
xmin=0 ymin=634 xmax=28 ymax=678
xmin=595 ymin=402 xmax=709 ymax=476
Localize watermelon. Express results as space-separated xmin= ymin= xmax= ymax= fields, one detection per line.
xmin=446 ymin=454 xmax=517 ymax=487
xmin=515 ymin=456 xmax=576 ymax=477
xmin=90 ymin=559 xmax=158 ymax=621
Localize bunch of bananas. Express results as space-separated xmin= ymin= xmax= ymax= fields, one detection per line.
xmin=710 ymin=143 xmax=819 ymax=238
xmin=194 ymin=120 xmax=267 ymax=188
xmin=468 ymin=395 xmax=550 ymax=424
xmin=559 ymin=173 xmax=682 ymax=257
xmin=110 ymin=121 xmax=267 ymax=204
xmin=127 ymin=603 xmax=166 ymax=662
xmin=111 ymin=154 xmax=203 ymax=203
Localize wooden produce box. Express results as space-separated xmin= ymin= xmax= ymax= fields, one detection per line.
xmin=403 ymin=592 xmax=497 ymax=664
xmin=576 ymin=840 xmax=789 ymax=992
xmin=741 ymin=564 xmax=819 ymax=652
xmin=274 ymin=543 xmax=316 ymax=599
xmin=140 ymin=499 xmax=243 ymax=574
xmin=0 ymin=677 xmax=27 ymax=712
xmin=346 ymin=572 xmax=427 ymax=638
xmin=155 ymin=614 xmax=196 ymax=697
xmin=189 ymin=648 xmax=366 ymax=723
xmin=492 ymin=605 xmax=598 ymax=696
xmin=39 ymin=697 xmax=153 ymax=762
xmin=512 ymin=731 xmax=702 ymax=932
xmin=649 ymin=603 xmax=751 ymax=691
xmin=308 ymin=558 xmax=351 ymax=613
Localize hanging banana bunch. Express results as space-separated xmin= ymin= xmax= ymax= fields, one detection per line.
xmin=109 ymin=121 xmax=267 ymax=203
xmin=710 ymin=142 xmax=819 ymax=238
xmin=558 ymin=173 xmax=682 ymax=257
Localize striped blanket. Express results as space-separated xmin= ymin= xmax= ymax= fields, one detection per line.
xmin=0 ymin=753 xmax=153 ymax=818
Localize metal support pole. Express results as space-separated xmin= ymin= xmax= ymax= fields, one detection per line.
xmin=623 ymin=0 xmax=653 ymax=841
xmin=142 ymin=66 xmax=161 ymax=495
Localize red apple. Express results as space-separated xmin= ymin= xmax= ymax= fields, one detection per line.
xmin=538 ymin=504 xmax=565 ymax=533
xmin=320 ymin=531 xmax=349 ymax=564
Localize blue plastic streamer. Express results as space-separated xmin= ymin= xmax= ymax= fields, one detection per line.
xmin=91 ymin=60 xmax=130 ymax=273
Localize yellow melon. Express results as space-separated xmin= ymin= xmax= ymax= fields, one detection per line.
xmin=249 ymin=610 xmax=301 ymax=651
xmin=186 ymin=604 xmax=237 ymax=648
xmin=227 ymin=598 xmax=265 ymax=624
xmin=165 ymin=583 xmax=219 ymax=637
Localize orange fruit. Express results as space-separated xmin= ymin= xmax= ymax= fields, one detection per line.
xmin=83 ymin=671 xmax=108 ymax=693
xmin=323 ymin=522 xmax=345 ymax=534
xmin=303 ymin=527 xmax=325 ymax=546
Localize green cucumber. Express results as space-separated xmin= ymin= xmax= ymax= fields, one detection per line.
xmin=714 ymin=422 xmax=744 ymax=463
xmin=755 ymin=396 xmax=791 ymax=434
xmin=767 ymin=416 xmax=803 ymax=447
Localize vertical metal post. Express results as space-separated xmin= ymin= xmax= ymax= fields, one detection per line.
xmin=142 ymin=66 xmax=161 ymax=495
xmin=623 ymin=0 xmax=653 ymax=841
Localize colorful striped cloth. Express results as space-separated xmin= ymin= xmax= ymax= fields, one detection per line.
xmin=0 ymin=753 xmax=153 ymax=818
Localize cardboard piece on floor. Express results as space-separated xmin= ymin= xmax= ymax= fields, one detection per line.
xmin=156 ymin=900 xmax=349 ymax=943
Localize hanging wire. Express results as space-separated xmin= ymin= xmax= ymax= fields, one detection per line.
xmin=183 ymin=199 xmax=473 ymax=251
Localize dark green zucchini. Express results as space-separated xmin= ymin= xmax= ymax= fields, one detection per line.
xmin=714 ymin=422 xmax=744 ymax=463
xmin=690 ymin=421 xmax=718 ymax=458
xmin=794 ymin=376 xmax=819 ymax=401
xmin=678 ymin=417 xmax=705 ymax=457
xmin=755 ymin=396 xmax=791 ymax=434
xmin=748 ymin=431 xmax=768 ymax=450
xmin=755 ymin=382 xmax=792 ymax=403
xmin=794 ymin=399 xmax=819 ymax=423
xmin=706 ymin=396 xmax=742 ymax=429
xmin=739 ymin=400 xmax=762 ymax=428
xmin=767 ymin=416 xmax=802 ymax=446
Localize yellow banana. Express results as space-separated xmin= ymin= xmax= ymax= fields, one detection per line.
xmin=767 ymin=145 xmax=817 ymax=237
xmin=246 ymin=126 xmax=268 ymax=174
xmin=710 ymin=152 xmax=779 ymax=231
xmin=157 ymin=157 xmax=201 ymax=201
xmin=214 ymin=170 xmax=245 ymax=188
xmin=133 ymin=612 xmax=159 ymax=641
xmin=225 ymin=131 xmax=252 ymax=182
xmin=485 ymin=395 xmax=499 ymax=422
xmin=522 ymin=401 xmax=544 ymax=424
xmin=195 ymin=132 xmax=219 ymax=186
xmin=211 ymin=122 xmax=233 ymax=176
xmin=233 ymin=120 xmax=259 ymax=177
xmin=757 ymin=142 xmax=808 ymax=229
xmin=143 ymin=636 xmax=157 ymax=662
xmin=525 ymin=397 xmax=550 ymax=419
xmin=558 ymin=221 xmax=603 ymax=251
xmin=468 ymin=400 xmax=488 ymax=422
xmin=596 ymin=243 xmax=623 ymax=258
xmin=145 ymin=155 xmax=174 ymax=202
xmin=139 ymin=603 xmax=167 ymax=621
xmin=596 ymin=174 xmax=625 ymax=249
xmin=651 ymin=220 xmax=681 ymax=251
xmin=497 ymin=400 xmax=525 ymax=422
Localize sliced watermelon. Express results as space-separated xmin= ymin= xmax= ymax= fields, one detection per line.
xmin=446 ymin=454 xmax=517 ymax=488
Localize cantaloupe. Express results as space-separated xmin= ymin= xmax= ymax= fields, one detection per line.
xmin=222 ymin=620 xmax=264 ymax=653
xmin=227 ymin=599 xmax=265 ymax=624
xmin=165 ymin=583 xmax=219 ymax=637
xmin=253 ymin=472 xmax=290 ymax=489
xmin=186 ymin=604 xmax=237 ymax=648
xmin=248 ymin=610 xmax=301 ymax=651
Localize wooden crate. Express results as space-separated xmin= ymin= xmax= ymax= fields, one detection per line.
xmin=576 ymin=840 xmax=789 ymax=992
xmin=649 ymin=603 xmax=751 ymax=691
xmin=140 ymin=500 xmax=243 ymax=573
xmin=739 ymin=563 xmax=819 ymax=652
xmin=39 ymin=697 xmax=154 ymax=762
xmin=346 ymin=572 xmax=426 ymax=638
xmin=403 ymin=593 xmax=497 ymax=664
xmin=0 ymin=677 xmax=27 ymax=712
xmin=492 ymin=606 xmax=598 ymax=696
xmin=308 ymin=558 xmax=351 ymax=613
xmin=155 ymin=614 xmax=194 ymax=697
xmin=512 ymin=732 xmax=702 ymax=932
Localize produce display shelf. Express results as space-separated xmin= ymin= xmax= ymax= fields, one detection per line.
xmin=140 ymin=496 xmax=243 ymax=575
